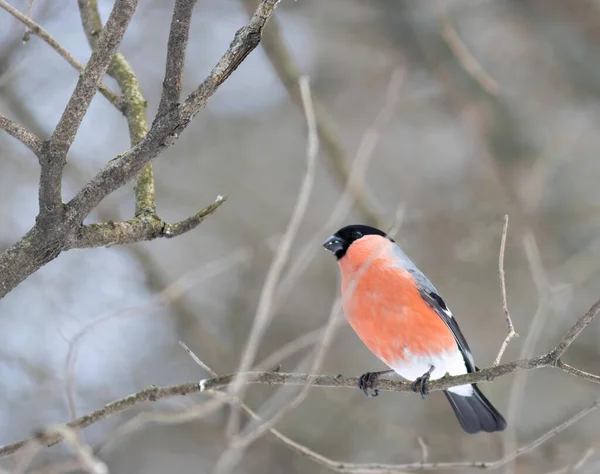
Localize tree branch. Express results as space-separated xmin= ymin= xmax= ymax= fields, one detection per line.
xmin=550 ymin=297 xmax=600 ymax=361
xmin=0 ymin=112 xmax=42 ymax=155
xmin=494 ymin=214 xmax=518 ymax=365
xmin=77 ymin=0 xmax=154 ymax=217
xmin=0 ymin=354 xmax=594 ymax=461
xmin=156 ymin=0 xmax=198 ymax=117
xmin=0 ymin=0 xmax=123 ymax=111
xmin=38 ymin=0 xmax=138 ymax=223
xmin=1 ymin=285 xmax=600 ymax=460
xmin=0 ymin=0 xmax=276 ymax=299
xmin=65 ymin=0 xmax=280 ymax=225
xmin=240 ymin=0 xmax=383 ymax=228
xmin=66 ymin=196 xmax=226 ymax=248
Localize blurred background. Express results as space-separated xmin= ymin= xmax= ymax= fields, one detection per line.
xmin=2 ymin=0 xmax=600 ymax=472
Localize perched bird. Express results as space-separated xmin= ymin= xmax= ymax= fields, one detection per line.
xmin=323 ymin=224 xmax=506 ymax=434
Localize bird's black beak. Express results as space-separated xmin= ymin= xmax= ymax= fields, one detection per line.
xmin=323 ymin=235 xmax=346 ymax=258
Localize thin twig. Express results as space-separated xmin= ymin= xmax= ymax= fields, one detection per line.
xmin=503 ymin=231 xmax=555 ymax=474
xmin=556 ymin=360 xmax=600 ymax=384
xmin=436 ymin=2 xmax=499 ymax=96
xmin=494 ymin=214 xmax=518 ymax=365
xmin=240 ymin=0 xmax=383 ymax=227
xmin=551 ymin=297 xmax=600 ymax=362
xmin=225 ymin=74 xmax=319 ymax=436
xmin=21 ymin=0 xmax=34 ymax=42
xmin=43 ymin=425 xmax=108 ymax=474
xmin=275 ymin=68 xmax=405 ymax=309
xmin=316 ymin=401 xmax=599 ymax=473
xmin=62 ymin=248 xmax=251 ymax=421
xmin=0 ymin=0 xmax=122 ymax=110
xmin=0 ymin=112 xmax=42 ymax=155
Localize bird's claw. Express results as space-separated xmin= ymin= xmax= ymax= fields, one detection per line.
xmin=411 ymin=366 xmax=434 ymax=400
xmin=358 ymin=372 xmax=380 ymax=397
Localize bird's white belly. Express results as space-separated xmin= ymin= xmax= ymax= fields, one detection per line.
xmin=391 ymin=348 xmax=473 ymax=396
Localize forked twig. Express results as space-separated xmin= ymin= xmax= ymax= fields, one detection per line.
xmin=494 ymin=215 xmax=518 ymax=365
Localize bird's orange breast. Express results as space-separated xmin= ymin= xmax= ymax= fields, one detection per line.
xmin=339 ymin=237 xmax=457 ymax=367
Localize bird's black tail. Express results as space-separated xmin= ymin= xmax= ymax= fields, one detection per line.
xmin=443 ymin=385 xmax=506 ymax=434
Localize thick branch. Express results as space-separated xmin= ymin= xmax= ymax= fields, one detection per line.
xmin=156 ymin=0 xmax=198 ymax=117
xmin=39 ymin=0 xmax=138 ymax=222
xmin=77 ymin=0 xmax=153 ymax=216
xmin=0 ymin=0 xmax=278 ymax=300
xmin=65 ymin=0 xmax=280 ymax=225
xmin=0 ymin=0 xmax=123 ymax=111
xmin=67 ymin=197 xmax=226 ymax=248
xmin=0 ymin=112 xmax=42 ymax=155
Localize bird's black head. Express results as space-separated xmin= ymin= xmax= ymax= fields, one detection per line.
xmin=322 ymin=224 xmax=391 ymax=260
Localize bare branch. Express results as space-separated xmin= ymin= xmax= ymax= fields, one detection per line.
xmin=0 ymin=112 xmax=42 ymax=155
xmin=312 ymin=401 xmax=599 ymax=473
xmin=182 ymin=346 xmax=599 ymax=474
xmin=550 ymin=297 xmax=600 ymax=361
xmin=157 ymin=0 xmax=198 ymax=116
xmin=0 ymin=0 xmax=123 ymax=111
xmin=77 ymin=1 xmax=147 ymax=137
xmin=42 ymin=425 xmax=108 ymax=474
xmin=67 ymin=196 xmax=227 ymax=248
xmin=494 ymin=214 xmax=518 ymax=365
xmin=77 ymin=0 xmax=154 ymax=216
xmin=556 ymin=359 xmax=600 ymax=384
xmin=225 ymin=74 xmax=318 ymax=436
xmin=0 ymin=0 xmax=278 ymax=300
xmin=436 ymin=2 xmax=499 ymax=96
xmin=0 ymin=355 xmax=595 ymax=462
xmin=2 ymin=282 xmax=600 ymax=460
xmin=65 ymin=0 xmax=280 ymax=225
xmin=39 ymin=0 xmax=138 ymax=222
xmin=240 ymin=0 xmax=382 ymax=227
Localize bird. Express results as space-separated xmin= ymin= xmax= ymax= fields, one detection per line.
xmin=322 ymin=224 xmax=506 ymax=434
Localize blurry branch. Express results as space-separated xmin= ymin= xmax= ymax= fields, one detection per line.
xmin=78 ymin=0 xmax=154 ymax=216
xmin=435 ymin=3 xmax=499 ymax=96
xmin=503 ymin=232 xmax=556 ymax=472
xmin=213 ymin=206 xmax=406 ymax=474
xmin=225 ymin=75 xmax=319 ymax=437
xmin=275 ymin=69 xmax=405 ymax=308
xmin=40 ymin=426 xmax=108 ymax=474
xmin=2 ymin=277 xmax=600 ymax=460
xmin=0 ymin=0 xmax=280 ymax=299
xmin=494 ymin=215 xmax=518 ymax=365
xmin=0 ymin=112 xmax=42 ymax=155
xmin=315 ymin=401 xmax=599 ymax=473
xmin=0 ymin=0 xmax=123 ymax=111
xmin=240 ymin=0 xmax=383 ymax=228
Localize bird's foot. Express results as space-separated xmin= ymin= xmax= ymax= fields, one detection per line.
xmin=411 ymin=365 xmax=435 ymax=400
xmin=358 ymin=370 xmax=395 ymax=397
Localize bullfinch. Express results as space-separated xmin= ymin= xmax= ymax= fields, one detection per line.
xmin=323 ymin=224 xmax=506 ymax=434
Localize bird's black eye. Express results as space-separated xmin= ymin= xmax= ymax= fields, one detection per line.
xmin=351 ymin=230 xmax=363 ymax=240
